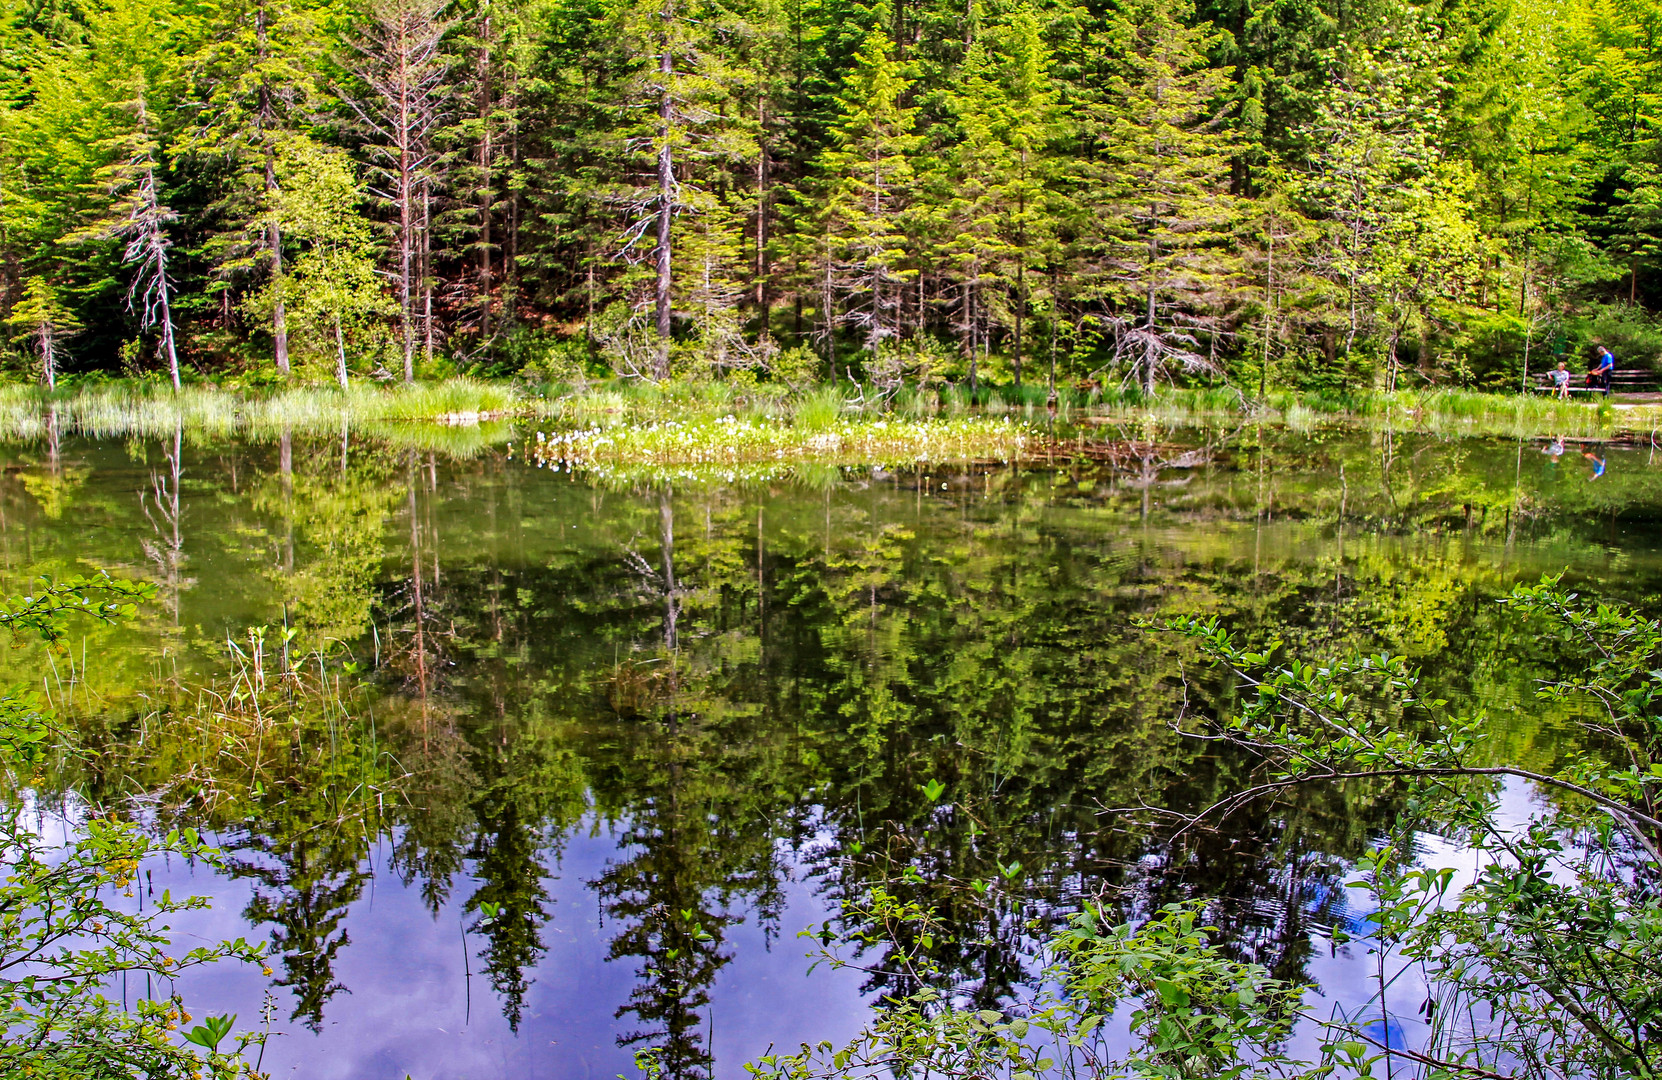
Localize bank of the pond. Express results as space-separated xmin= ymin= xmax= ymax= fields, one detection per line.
xmin=508 ymin=379 xmax=1662 ymax=441
xmin=3 ymin=378 xmax=1660 ymax=447
xmin=0 ymin=379 xmax=525 ymax=439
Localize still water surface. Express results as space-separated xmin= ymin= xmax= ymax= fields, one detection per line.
xmin=6 ymin=422 xmax=1662 ymax=1079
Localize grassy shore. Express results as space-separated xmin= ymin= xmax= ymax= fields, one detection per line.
xmin=2 ymin=378 xmax=1657 ymax=458
xmin=0 ymin=379 xmax=523 ymax=441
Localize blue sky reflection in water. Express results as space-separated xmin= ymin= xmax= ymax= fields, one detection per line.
xmin=7 ymin=423 xmax=1662 ymax=1080
xmin=152 ymin=822 xmax=870 ymax=1080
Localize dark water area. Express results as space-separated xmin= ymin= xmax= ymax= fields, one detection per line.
xmin=6 ymin=422 xmax=1662 ymax=1079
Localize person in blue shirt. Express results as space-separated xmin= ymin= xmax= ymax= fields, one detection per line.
xmin=1591 ymin=345 xmax=1615 ymax=393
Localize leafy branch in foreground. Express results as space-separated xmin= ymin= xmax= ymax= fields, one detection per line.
xmin=748 ymin=890 xmax=1339 ymax=1080
xmin=741 ymin=579 xmax=1662 ymax=1080
xmin=0 ymin=574 xmax=272 ymax=1079
xmin=0 ymin=818 xmax=270 ymax=1079
xmin=1161 ymin=575 xmax=1662 ymax=1079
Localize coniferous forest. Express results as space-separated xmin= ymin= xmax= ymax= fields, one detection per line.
xmin=0 ymin=0 xmax=1656 ymax=392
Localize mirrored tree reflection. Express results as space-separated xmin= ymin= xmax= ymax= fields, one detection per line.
xmin=13 ymin=421 xmax=1662 ymax=1067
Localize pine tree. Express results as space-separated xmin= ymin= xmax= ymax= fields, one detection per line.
xmin=996 ymin=9 xmax=1066 ymax=389
xmin=442 ymin=0 xmax=540 ymax=352
xmin=942 ymin=7 xmax=1067 ymax=388
xmin=587 ymin=0 xmax=752 ymax=378
xmin=942 ymin=37 xmax=1005 ymax=390
xmin=815 ymin=16 xmax=920 ymax=356
xmin=1079 ymin=0 xmax=1239 ymax=393
xmin=4 ymin=276 xmax=81 ymax=387
xmin=1238 ymin=174 xmax=1325 ymax=396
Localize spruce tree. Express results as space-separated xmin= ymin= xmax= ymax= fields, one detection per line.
xmin=943 ymin=7 xmax=1066 ymax=388
xmin=815 ymin=14 xmax=920 ymax=356
xmin=942 ymin=36 xmax=1005 ymax=390
xmin=588 ymin=0 xmax=752 ymax=378
xmin=188 ymin=0 xmax=323 ymax=376
xmin=1079 ymin=0 xmax=1239 ymax=393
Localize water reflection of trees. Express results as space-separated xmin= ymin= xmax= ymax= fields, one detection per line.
xmin=21 ymin=425 xmax=1662 ymax=1060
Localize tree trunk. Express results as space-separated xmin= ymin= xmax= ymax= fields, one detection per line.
xmin=1013 ymin=262 xmax=1024 ymax=390
xmin=1143 ymin=243 xmax=1157 ymax=396
xmin=156 ymin=238 xmax=181 ymax=390
xmin=477 ymin=0 xmax=494 ymax=342
xmin=1260 ymin=220 xmax=1274 ymax=399
xmin=1386 ymin=322 xmax=1401 ymax=393
xmin=421 ymin=178 xmax=434 ymax=367
xmin=257 ymin=0 xmax=290 ymax=377
xmin=398 ymin=19 xmax=416 ymax=384
xmin=335 ymin=311 xmax=350 ymax=388
xmin=38 ymin=324 xmax=54 ymax=390
xmin=754 ymin=96 xmax=768 ymax=315
xmin=507 ymin=64 xmax=520 ymax=327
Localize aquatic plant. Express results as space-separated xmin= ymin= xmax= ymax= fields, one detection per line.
xmin=519 ymin=415 xmax=1026 ymax=482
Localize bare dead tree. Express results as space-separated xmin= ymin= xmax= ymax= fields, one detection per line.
xmin=107 ymin=95 xmax=183 ymax=390
xmin=341 ymin=0 xmax=454 ymax=382
xmin=82 ymin=91 xmax=183 ymax=389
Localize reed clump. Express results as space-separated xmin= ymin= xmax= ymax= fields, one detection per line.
xmin=66 ymin=626 xmax=404 ymax=829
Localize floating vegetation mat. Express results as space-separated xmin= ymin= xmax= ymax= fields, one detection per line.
xmin=516 ymin=415 xmax=1026 ymax=484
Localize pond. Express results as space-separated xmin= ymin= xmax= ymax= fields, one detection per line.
xmin=5 ymin=419 xmax=1661 ymax=1080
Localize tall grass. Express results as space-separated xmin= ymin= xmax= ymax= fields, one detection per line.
xmin=0 ymin=379 xmax=526 ymax=442
xmin=11 ymin=376 xmax=1654 ymax=449
xmin=793 ymin=386 xmax=845 ymax=431
xmin=1081 ymin=385 xmax=1661 ymax=438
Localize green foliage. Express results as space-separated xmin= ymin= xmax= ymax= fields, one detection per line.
xmin=0 ymin=574 xmax=268 ymax=1078
xmin=0 ymin=818 xmax=269 ymax=1079
xmin=751 ymin=892 xmax=1308 ymax=1080
xmin=253 ymin=136 xmax=393 ymax=386
xmin=1166 ymin=576 xmax=1662 ymax=1079
xmin=6 ymin=0 xmax=1662 ymax=391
